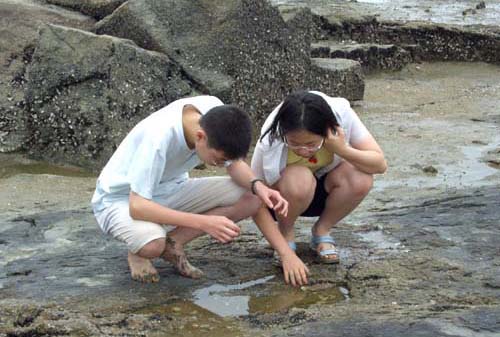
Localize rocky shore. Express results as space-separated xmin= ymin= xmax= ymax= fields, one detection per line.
xmin=1 ymin=1 xmax=499 ymax=336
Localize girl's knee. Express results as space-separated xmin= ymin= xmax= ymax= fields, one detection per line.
xmin=279 ymin=166 xmax=316 ymax=201
xmin=351 ymin=172 xmax=373 ymax=198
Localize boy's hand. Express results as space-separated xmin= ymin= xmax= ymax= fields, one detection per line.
xmin=254 ymin=182 xmax=288 ymax=217
xmin=281 ymin=253 xmax=309 ymax=287
xmin=202 ymin=215 xmax=240 ymax=243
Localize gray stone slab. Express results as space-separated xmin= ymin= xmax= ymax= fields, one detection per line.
xmin=312 ymin=41 xmax=413 ymax=71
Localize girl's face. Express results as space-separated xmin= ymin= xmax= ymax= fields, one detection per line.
xmin=284 ymin=129 xmax=324 ymax=158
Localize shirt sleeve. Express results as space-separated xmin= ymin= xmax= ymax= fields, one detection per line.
xmin=336 ymin=98 xmax=369 ymax=145
xmin=127 ymin=136 xmax=167 ymax=200
xmin=251 ymin=141 xmax=266 ymax=180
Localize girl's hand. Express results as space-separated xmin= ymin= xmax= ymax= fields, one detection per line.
xmin=255 ymin=182 xmax=288 ymax=217
xmin=324 ymin=126 xmax=347 ymax=154
xmin=281 ymin=253 xmax=309 ymax=287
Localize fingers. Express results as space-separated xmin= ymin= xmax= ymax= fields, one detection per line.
xmin=283 ymin=260 xmax=310 ymax=287
xmin=209 ymin=217 xmax=240 ymax=243
xmin=268 ymin=191 xmax=289 ymax=217
xmin=273 ymin=196 xmax=288 ymax=217
xmin=261 ymin=194 xmax=275 ymax=210
xmin=284 ymin=268 xmax=308 ymax=287
xmin=335 ymin=125 xmax=345 ymax=138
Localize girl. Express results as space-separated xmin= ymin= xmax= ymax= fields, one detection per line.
xmin=251 ymin=90 xmax=387 ymax=287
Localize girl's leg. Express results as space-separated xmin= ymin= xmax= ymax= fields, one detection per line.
xmin=274 ymin=165 xmax=317 ymax=242
xmin=313 ymin=162 xmax=373 ymax=260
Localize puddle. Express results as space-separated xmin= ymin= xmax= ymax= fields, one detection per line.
xmin=375 ymin=140 xmax=500 ymax=192
xmin=193 ymin=275 xmax=274 ymax=317
xmin=137 ymin=274 xmax=346 ymax=336
xmin=440 ymin=144 xmax=500 ymax=186
xmin=0 ymin=154 xmax=94 ymax=179
xmin=357 ymin=230 xmax=402 ymax=250
xmin=139 ymin=301 xmax=246 ymax=337
xmin=193 ymin=275 xmax=345 ymax=317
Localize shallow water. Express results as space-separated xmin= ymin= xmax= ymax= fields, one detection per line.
xmin=357 ymin=230 xmax=402 ymax=250
xmin=169 ymin=275 xmax=344 ymax=318
xmin=0 ymin=153 xmax=94 ymax=179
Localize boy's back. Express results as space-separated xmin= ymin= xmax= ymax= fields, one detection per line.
xmin=92 ymin=95 xmax=223 ymax=220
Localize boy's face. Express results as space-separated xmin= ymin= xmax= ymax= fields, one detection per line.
xmin=195 ymin=130 xmax=230 ymax=167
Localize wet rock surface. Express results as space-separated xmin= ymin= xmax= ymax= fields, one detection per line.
xmin=1 ymin=61 xmax=499 ymax=336
xmin=1 ymin=1 xmax=500 ymax=336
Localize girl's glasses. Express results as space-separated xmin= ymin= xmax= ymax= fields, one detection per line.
xmin=284 ymin=138 xmax=324 ymax=152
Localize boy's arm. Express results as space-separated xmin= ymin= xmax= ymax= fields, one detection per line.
xmin=226 ymin=160 xmax=288 ymax=216
xmin=253 ymin=205 xmax=309 ymax=287
xmin=129 ymin=192 xmax=240 ymax=243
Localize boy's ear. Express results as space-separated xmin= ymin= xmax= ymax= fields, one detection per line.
xmin=195 ymin=129 xmax=206 ymax=141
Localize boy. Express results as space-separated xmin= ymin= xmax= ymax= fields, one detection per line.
xmin=91 ymin=95 xmax=288 ymax=282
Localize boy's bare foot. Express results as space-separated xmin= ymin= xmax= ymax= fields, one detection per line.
xmin=128 ymin=252 xmax=160 ymax=283
xmin=162 ymin=236 xmax=204 ymax=279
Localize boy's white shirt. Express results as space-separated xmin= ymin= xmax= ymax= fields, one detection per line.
xmin=91 ymin=95 xmax=223 ymax=215
xmin=251 ymin=91 xmax=369 ymax=186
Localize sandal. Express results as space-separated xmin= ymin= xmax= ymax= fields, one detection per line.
xmin=310 ymin=235 xmax=340 ymax=264
xmin=273 ymin=241 xmax=297 ymax=267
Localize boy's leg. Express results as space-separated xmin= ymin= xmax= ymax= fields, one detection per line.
xmin=159 ymin=176 xmax=261 ymax=277
xmin=95 ymin=202 xmax=167 ymax=283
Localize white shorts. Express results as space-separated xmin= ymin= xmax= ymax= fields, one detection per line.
xmin=94 ymin=176 xmax=245 ymax=253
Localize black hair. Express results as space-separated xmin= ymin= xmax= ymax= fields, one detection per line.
xmin=260 ymin=90 xmax=339 ymax=144
xmin=200 ymin=105 xmax=252 ymax=159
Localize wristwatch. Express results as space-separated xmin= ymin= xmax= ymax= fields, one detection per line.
xmin=250 ymin=178 xmax=264 ymax=195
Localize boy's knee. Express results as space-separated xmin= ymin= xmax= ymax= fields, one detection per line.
xmin=239 ymin=191 xmax=262 ymax=216
xmin=137 ymin=238 xmax=165 ymax=258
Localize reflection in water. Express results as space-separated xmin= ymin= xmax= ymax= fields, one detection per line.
xmin=357 ymin=230 xmax=401 ymax=250
xmin=193 ymin=275 xmax=345 ymax=317
xmin=193 ymin=276 xmax=274 ymax=317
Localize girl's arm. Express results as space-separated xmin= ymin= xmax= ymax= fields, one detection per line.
xmin=253 ymin=205 xmax=309 ymax=287
xmin=325 ymin=126 xmax=387 ymax=174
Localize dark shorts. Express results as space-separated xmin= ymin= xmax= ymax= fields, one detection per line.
xmin=270 ymin=173 xmax=329 ymax=219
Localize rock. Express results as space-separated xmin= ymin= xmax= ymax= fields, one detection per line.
xmin=309 ymin=58 xmax=364 ymax=100
xmin=0 ymin=0 xmax=95 ymax=153
xmin=94 ymin=0 xmax=364 ymax=123
xmin=46 ymin=0 xmax=127 ymax=20
xmin=311 ymin=41 xmax=413 ymax=72
xmin=422 ymin=165 xmax=438 ymax=174
xmin=310 ymin=14 xmax=500 ymax=64
xmin=24 ymin=24 xmax=193 ymax=171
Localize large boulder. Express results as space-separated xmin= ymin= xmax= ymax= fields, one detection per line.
xmin=46 ymin=0 xmax=127 ymax=20
xmin=24 ymin=24 xmax=194 ymax=171
xmin=95 ymin=0 xmax=364 ymax=123
xmin=0 ymin=0 xmax=95 ymax=153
